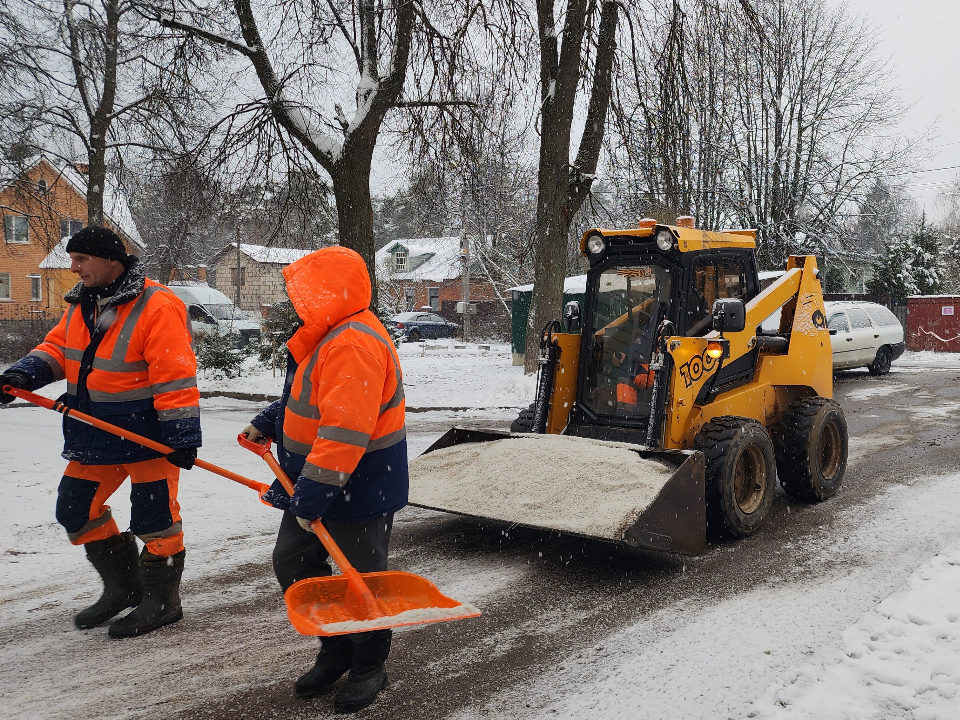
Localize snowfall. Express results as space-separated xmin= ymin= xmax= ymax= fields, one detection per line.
xmin=3 ymin=345 xmax=960 ymax=719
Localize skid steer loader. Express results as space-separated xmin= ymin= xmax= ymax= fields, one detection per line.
xmin=408 ymin=218 xmax=848 ymax=555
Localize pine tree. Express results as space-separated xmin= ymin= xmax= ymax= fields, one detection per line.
xmin=867 ymin=235 xmax=917 ymax=301
xmin=908 ymin=212 xmax=942 ymax=295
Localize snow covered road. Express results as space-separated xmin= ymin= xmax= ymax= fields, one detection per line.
xmin=4 ymin=349 xmax=960 ymax=719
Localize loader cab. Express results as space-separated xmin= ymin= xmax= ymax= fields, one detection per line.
xmin=574 ymin=225 xmax=760 ymax=436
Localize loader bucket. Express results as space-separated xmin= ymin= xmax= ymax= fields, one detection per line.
xmin=409 ymin=428 xmax=706 ymax=555
xmin=285 ymin=571 xmax=481 ymax=636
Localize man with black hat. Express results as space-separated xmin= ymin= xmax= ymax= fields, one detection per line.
xmin=0 ymin=225 xmax=202 ymax=638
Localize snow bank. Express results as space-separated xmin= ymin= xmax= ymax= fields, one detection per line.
xmin=749 ymin=542 xmax=960 ymax=719
xmin=409 ymin=435 xmax=675 ymax=540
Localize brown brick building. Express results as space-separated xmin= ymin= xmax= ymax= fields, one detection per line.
xmin=209 ymin=242 xmax=312 ymax=314
xmin=0 ymin=159 xmax=143 ymax=319
xmin=375 ymin=237 xmax=511 ymax=339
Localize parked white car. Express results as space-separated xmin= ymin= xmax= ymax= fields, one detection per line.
xmin=168 ymin=283 xmax=262 ymax=348
xmin=825 ymin=301 xmax=904 ymax=375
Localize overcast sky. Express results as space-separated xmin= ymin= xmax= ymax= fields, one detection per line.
xmin=840 ymin=0 xmax=960 ymax=220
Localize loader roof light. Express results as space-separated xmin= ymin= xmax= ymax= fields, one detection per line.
xmin=637 ymin=217 xmax=657 ymax=231
xmin=676 ymin=216 xmax=695 ymax=229
xmin=586 ymin=235 xmax=606 ymax=256
xmin=656 ymin=230 xmax=675 ymax=252
xmin=706 ymin=341 xmax=725 ymax=360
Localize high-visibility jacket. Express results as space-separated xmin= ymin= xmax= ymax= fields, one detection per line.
xmin=252 ymin=246 xmax=408 ymax=522
xmin=7 ymin=259 xmax=201 ymax=464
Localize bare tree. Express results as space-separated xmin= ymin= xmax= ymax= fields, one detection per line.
xmin=523 ymin=0 xmax=620 ymax=370
xmin=0 ymin=0 xmax=211 ymax=226
xmin=608 ymin=0 xmax=918 ymax=273
xmin=145 ymin=0 xmax=518 ymax=308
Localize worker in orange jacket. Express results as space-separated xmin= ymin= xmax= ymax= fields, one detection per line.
xmin=242 ymin=246 xmax=407 ymax=713
xmin=0 ymin=226 xmax=201 ymax=638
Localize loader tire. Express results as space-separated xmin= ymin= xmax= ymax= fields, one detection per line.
xmin=510 ymin=403 xmax=536 ymax=433
xmin=696 ymin=417 xmax=776 ymax=539
xmin=774 ymin=397 xmax=847 ymax=501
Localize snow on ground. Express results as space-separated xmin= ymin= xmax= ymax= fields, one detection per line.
xmin=198 ymin=341 xmax=535 ymax=409
xmin=458 ymin=472 xmax=960 ymax=720
xmin=8 ymin=344 xmax=960 ymax=718
xmin=750 ymin=541 xmax=960 ymax=720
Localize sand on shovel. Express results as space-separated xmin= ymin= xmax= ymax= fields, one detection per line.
xmin=408 ymin=434 xmax=676 ymax=541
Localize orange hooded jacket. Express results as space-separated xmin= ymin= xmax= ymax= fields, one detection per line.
xmin=254 ymin=247 xmax=408 ymax=522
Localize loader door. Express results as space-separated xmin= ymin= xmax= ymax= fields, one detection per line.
xmin=582 ymin=263 xmax=674 ymax=423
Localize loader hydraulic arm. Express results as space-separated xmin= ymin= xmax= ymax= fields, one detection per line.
xmin=657 ymin=255 xmax=832 ymax=450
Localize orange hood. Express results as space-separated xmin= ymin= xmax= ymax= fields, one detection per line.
xmin=284 ymin=246 xmax=372 ymax=364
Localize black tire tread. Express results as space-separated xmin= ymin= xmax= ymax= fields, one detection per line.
xmin=867 ymin=346 xmax=891 ymax=376
xmin=774 ymin=397 xmax=846 ymax=501
xmin=695 ymin=416 xmax=774 ymax=539
xmin=510 ymin=402 xmax=536 ymax=433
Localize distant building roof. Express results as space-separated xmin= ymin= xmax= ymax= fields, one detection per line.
xmin=509 ymin=275 xmax=588 ymax=295
xmin=38 ymin=238 xmax=71 ymax=269
xmin=213 ymin=242 xmax=313 ymax=265
xmin=376 ymin=236 xmax=463 ymax=283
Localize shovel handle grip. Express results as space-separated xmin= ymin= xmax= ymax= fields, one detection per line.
xmin=6 ymin=385 xmax=271 ymax=494
xmin=235 ymin=432 xmax=382 ymax=619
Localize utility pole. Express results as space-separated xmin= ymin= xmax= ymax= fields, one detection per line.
xmin=461 ymin=232 xmax=471 ymax=343
xmin=234 ymin=224 xmax=242 ymax=308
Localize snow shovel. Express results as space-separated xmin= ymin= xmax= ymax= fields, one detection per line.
xmin=237 ymin=432 xmax=481 ymax=636
xmin=4 ymin=386 xmax=271 ymax=494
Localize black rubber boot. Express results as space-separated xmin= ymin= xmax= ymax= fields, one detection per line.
xmin=108 ymin=548 xmax=185 ymax=638
xmin=295 ymin=635 xmax=352 ymax=699
xmin=75 ymin=532 xmax=143 ymax=629
xmin=334 ymin=630 xmax=391 ymax=713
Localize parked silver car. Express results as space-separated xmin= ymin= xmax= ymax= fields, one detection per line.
xmin=825 ymin=301 xmax=905 ymax=375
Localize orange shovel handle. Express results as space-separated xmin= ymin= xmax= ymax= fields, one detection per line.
xmin=5 ymin=385 xmax=271 ymax=495
xmin=236 ymin=433 xmax=383 ymax=619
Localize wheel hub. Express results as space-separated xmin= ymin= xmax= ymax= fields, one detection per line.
xmin=734 ymin=444 xmax=767 ymax=514
xmin=818 ymin=420 xmax=843 ymax=480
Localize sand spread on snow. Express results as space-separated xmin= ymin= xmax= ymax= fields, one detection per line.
xmin=318 ymin=603 xmax=481 ymax=634
xmin=409 ymin=434 xmax=676 ymax=540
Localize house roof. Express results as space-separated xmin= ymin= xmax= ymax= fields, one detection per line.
xmin=3 ymin=158 xmax=145 ymax=250
xmin=375 ymin=236 xmax=463 ymax=282
xmin=212 ymin=242 xmax=313 ymax=265
xmin=38 ymin=238 xmax=72 ymax=269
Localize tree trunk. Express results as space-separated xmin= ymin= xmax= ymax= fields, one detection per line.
xmin=330 ymin=150 xmax=378 ymax=309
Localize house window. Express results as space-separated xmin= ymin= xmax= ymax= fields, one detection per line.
xmin=428 ymin=287 xmax=439 ymax=311
xmin=28 ymin=275 xmax=41 ymax=302
xmin=0 ymin=273 xmax=11 ymax=300
xmin=404 ymin=287 xmax=416 ymax=312
xmin=231 ymin=267 xmax=246 ymax=287
xmin=60 ymin=218 xmax=84 ymax=238
xmin=394 ymin=248 xmax=407 ymax=271
xmin=47 ymin=277 xmax=58 ymax=306
xmin=37 ymin=179 xmax=48 ymax=195
xmin=4 ymin=215 xmax=29 ymax=244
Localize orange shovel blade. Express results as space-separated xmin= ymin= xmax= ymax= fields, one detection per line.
xmin=285 ymin=570 xmax=481 ymax=636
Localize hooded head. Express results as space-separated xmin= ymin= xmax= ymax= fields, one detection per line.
xmin=283 ymin=246 xmax=372 ymax=363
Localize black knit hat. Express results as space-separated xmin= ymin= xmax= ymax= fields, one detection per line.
xmin=65 ymin=226 xmax=127 ymax=262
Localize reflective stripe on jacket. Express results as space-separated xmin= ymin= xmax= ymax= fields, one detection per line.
xmin=8 ymin=259 xmax=201 ymax=464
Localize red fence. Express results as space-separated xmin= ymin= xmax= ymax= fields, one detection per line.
xmin=907 ymin=296 xmax=960 ymax=352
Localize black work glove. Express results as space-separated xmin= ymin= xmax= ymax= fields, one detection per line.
xmin=166 ymin=447 xmax=198 ymax=470
xmin=0 ymin=371 xmax=29 ymax=404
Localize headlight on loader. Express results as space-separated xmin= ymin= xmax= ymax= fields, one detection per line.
xmin=586 ymin=235 xmax=606 ymax=255
xmin=656 ymin=230 xmax=675 ymax=251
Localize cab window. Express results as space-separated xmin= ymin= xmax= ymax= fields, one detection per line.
xmin=584 ymin=264 xmax=673 ymax=421
xmin=686 ymin=257 xmax=746 ymax=336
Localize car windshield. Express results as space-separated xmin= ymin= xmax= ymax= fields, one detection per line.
xmin=206 ymin=303 xmax=244 ymax=320
xmin=583 ymin=264 xmax=672 ymax=421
